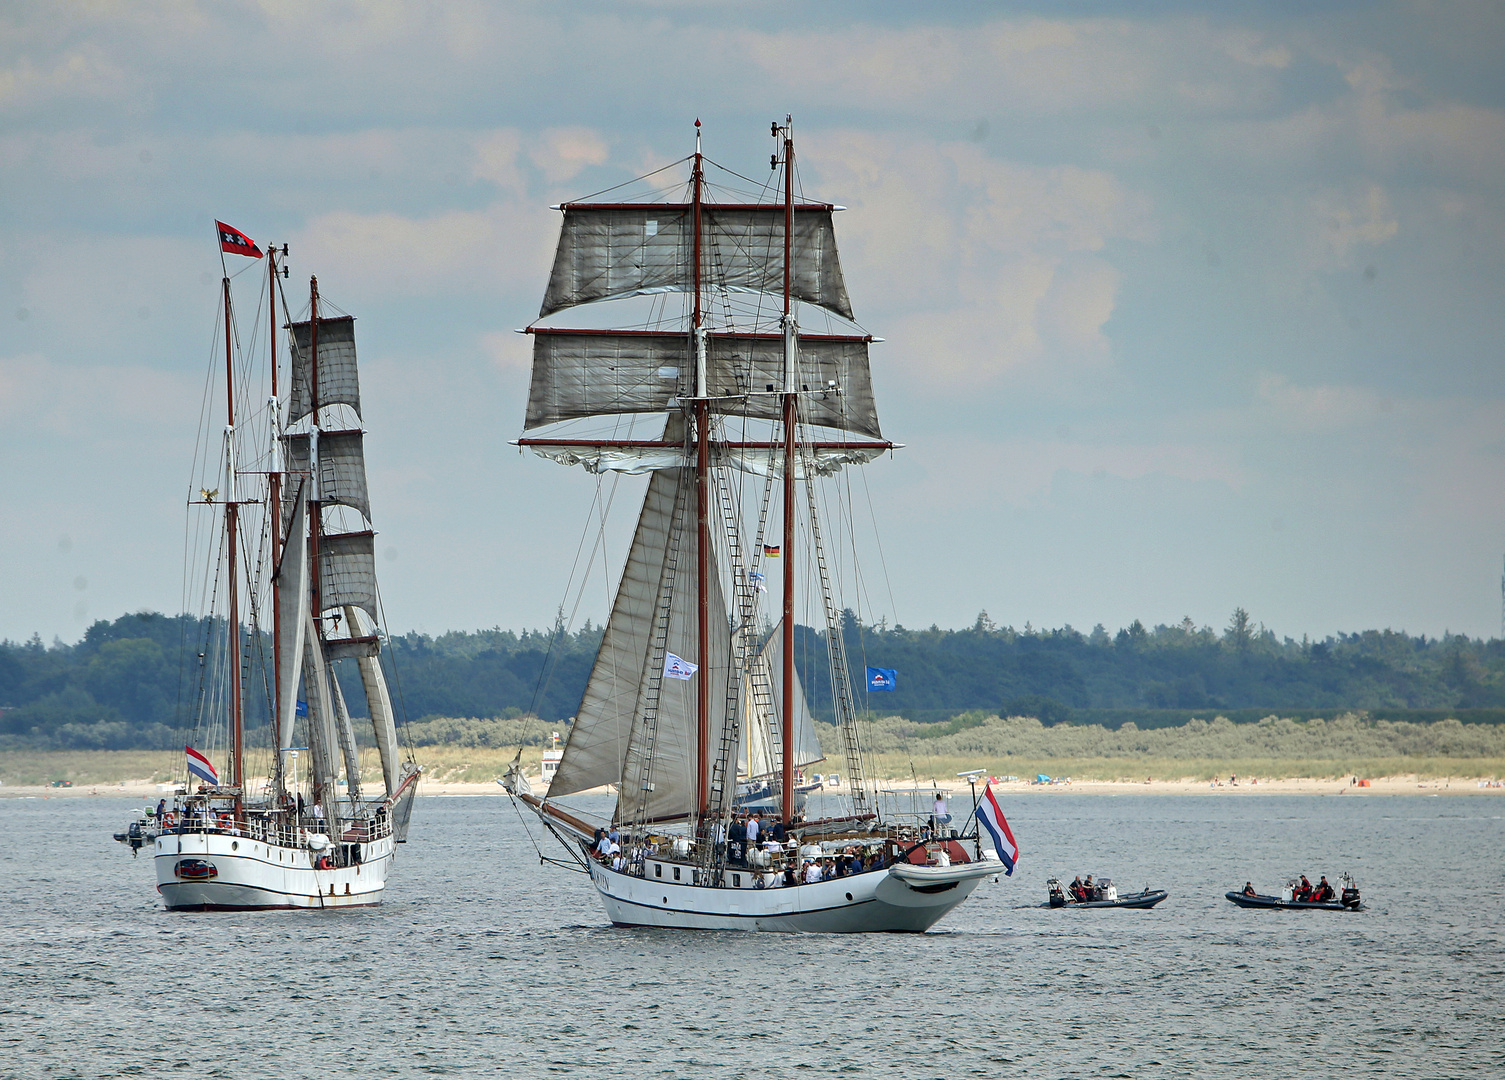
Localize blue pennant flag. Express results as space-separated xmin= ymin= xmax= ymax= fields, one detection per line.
xmin=295 ymin=699 xmax=308 ymax=717
xmin=866 ymin=666 xmax=897 ymax=691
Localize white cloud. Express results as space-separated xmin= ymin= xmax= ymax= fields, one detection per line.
xmin=296 ymin=198 xmax=554 ymax=299
xmin=1255 ymin=373 xmax=1391 ymax=431
xmin=1309 ymin=184 xmax=1399 ymax=267
xmin=530 ymin=127 xmax=610 ymax=184
xmin=810 ymin=131 xmax=1150 ymax=385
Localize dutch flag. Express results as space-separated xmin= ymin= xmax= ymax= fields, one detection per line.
xmin=185 ymin=745 xmax=219 ymax=786
xmin=975 ymin=783 xmax=1019 ymax=875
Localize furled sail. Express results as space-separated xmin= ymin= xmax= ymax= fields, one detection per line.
xmin=540 ymin=204 xmax=852 ymax=320
xmin=525 ymin=329 xmax=880 ymax=438
xmin=525 ymin=440 xmax=885 ymax=477
xmin=318 ymin=530 xmax=377 ymax=619
xmin=284 ymin=429 xmax=370 ymax=522
xmin=740 ymin=620 xmax=824 ymax=780
xmin=288 ymin=315 xmax=361 ymax=425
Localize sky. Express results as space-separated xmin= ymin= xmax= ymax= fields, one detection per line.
xmin=2 ymin=1 xmax=1503 ymax=646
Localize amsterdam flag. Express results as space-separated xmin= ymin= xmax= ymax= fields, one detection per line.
xmin=216 ymin=220 xmax=263 ymax=258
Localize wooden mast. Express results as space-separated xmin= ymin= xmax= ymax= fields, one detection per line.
xmin=267 ymin=246 xmax=282 ymax=796
xmin=307 ymin=276 xmax=321 ymax=637
xmin=779 ymin=117 xmax=797 ymax=825
xmin=306 ymin=275 xmax=325 ymax=817
xmin=692 ymin=121 xmax=711 ymax=822
xmin=222 ymin=275 xmax=244 ymax=816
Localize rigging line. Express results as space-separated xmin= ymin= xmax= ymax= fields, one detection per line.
xmin=523 ymin=431 xmax=624 ymax=722
xmin=857 ymin=460 xmax=900 ymax=630
xmin=563 ymin=155 xmax=693 ymax=204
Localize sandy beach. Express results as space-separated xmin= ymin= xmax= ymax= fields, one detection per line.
xmin=7 ymin=774 xmax=1501 ymax=800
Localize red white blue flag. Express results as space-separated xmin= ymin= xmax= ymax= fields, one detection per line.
xmin=215 ymin=220 xmax=263 ymax=258
xmin=975 ymin=783 xmax=1018 ymax=875
xmin=185 ymin=745 xmax=219 ymax=786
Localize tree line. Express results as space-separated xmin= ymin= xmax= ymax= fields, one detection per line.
xmin=2 ymin=608 xmax=1502 ymax=750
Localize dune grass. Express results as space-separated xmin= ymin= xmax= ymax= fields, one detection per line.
xmin=5 ymin=712 xmax=1503 ymax=788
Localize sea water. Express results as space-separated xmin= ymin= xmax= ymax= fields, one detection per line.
xmin=0 ymin=792 xmax=1500 ymax=1078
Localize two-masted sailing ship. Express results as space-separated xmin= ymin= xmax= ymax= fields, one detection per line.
xmin=503 ymin=121 xmax=1002 ymax=932
xmin=114 ymin=224 xmax=419 ymax=910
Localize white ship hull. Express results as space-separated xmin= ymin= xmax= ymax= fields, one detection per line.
xmin=589 ymin=858 xmax=996 ymax=933
xmin=153 ymin=830 xmax=394 ymax=911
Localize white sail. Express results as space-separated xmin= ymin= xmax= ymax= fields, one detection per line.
xmin=541 ymin=204 xmax=852 ymax=319
xmin=330 ymin=666 xmax=363 ymax=800
xmin=548 ymin=467 xmax=684 ymax=800
xmin=345 ymin=604 xmax=401 ymax=797
xmin=318 ymin=530 xmax=377 ymax=620
xmin=740 ymin=620 xmax=823 ymax=779
xmin=300 ymin=606 xmax=343 ymax=823
xmin=288 ymin=315 xmax=361 ymax=425
xmin=275 ymin=495 xmax=311 ymax=752
xmin=285 ymin=429 xmax=370 ymax=522
xmin=524 ymin=329 xmax=880 ymax=437
xmin=547 ymin=464 xmax=737 ymax=822
xmin=616 ymin=467 xmax=737 ymax=822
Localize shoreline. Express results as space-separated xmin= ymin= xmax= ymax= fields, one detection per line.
xmin=6 ymin=775 xmax=1500 ymax=800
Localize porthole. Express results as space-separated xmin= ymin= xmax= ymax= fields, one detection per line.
xmin=846 ymin=892 xmax=853 ymax=901
xmin=231 ymin=841 xmax=238 ymax=851
xmin=662 ymin=896 xmax=668 ymax=904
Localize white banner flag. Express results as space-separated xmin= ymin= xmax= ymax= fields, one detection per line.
xmin=663 ymin=653 xmax=698 ymax=681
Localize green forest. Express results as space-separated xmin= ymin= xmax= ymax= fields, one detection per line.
xmin=2 ymin=608 xmax=1503 ymax=750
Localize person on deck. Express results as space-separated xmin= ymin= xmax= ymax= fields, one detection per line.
xmin=803 ymin=860 xmax=822 ymax=884
xmin=1296 ymin=875 xmax=1313 ymax=901
xmin=1082 ymin=875 xmax=1095 ymax=901
xmin=1243 ymin=882 xmax=1258 ymax=897
xmin=729 ymin=815 xmax=747 ymax=865
xmin=770 ymin=818 xmax=787 ymax=843
xmin=1071 ymin=876 xmax=1087 ymax=902
xmin=1313 ymin=876 xmax=1335 ymax=902
xmin=745 ymin=812 xmax=761 ymax=849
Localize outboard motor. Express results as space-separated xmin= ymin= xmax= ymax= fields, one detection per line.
xmin=1047 ymin=878 xmax=1068 ymax=908
xmin=1340 ymin=874 xmax=1361 ymax=909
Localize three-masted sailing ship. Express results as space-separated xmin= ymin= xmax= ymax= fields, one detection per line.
xmin=504 ymin=121 xmax=1002 ymax=932
xmin=115 ymin=225 xmax=419 ymax=910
